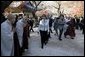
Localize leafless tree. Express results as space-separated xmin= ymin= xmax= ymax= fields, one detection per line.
xmin=24 ymin=1 xmax=42 ymax=27
xmin=52 ymin=1 xmax=64 ymax=15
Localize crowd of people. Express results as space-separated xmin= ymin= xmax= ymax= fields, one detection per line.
xmin=1 ymin=14 xmax=33 ymax=56
xmin=38 ymin=14 xmax=84 ymax=49
xmin=1 ymin=13 xmax=84 ymax=56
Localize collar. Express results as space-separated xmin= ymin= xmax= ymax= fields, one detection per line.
xmin=6 ymin=19 xmax=12 ymax=26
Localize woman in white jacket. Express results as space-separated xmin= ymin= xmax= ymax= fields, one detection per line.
xmin=39 ymin=14 xmax=49 ymax=49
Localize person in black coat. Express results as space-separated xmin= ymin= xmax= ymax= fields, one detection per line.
xmin=49 ymin=15 xmax=54 ymax=33
xmin=79 ymin=17 xmax=84 ymax=30
xmin=27 ymin=16 xmax=31 ymax=38
xmin=47 ymin=15 xmax=54 ymax=39
xmin=29 ymin=17 xmax=34 ymax=32
xmin=75 ymin=16 xmax=80 ymax=30
xmin=80 ymin=18 xmax=84 ymax=34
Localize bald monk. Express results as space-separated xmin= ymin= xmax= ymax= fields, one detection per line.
xmin=1 ymin=14 xmax=16 ymax=56
xmin=16 ymin=15 xmax=29 ymax=55
xmin=22 ymin=15 xmax=29 ymax=51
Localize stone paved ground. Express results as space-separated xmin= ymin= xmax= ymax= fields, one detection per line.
xmin=23 ymin=27 xmax=84 ymax=56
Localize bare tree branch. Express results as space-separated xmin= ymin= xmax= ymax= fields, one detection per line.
xmin=29 ymin=1 xmax=34 ymax=7
xmin=52 ymin=5 xmax=58 ymax=9
xmin=32 ymin=1 xmax=37 ymax=7
xmin=28 ymin=1 xmax=42 ymax=11
xmin=61 ymin=9 xmax=64 ymax=13
xmin=52 ymin=1 xmax=62 ymax=15
xmin=36 ymin=1 xmax=42 ymax=7
xmin=30 ymin=1 xmax=42 ymax=7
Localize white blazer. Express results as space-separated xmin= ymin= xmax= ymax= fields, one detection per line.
xmin=39 ymin=19 xmax=49 ymax=32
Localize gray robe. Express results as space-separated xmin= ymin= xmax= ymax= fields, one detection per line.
xmin=1 ymin=20 xmax=14 ymax=56
xmin=16 ymin=19 xmax=24 ymax=47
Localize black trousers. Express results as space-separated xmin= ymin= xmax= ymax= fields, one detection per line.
xmin=54 ymin=28 xmax=58 ymax=36
xmin=55 ymin=29 xmax=58 ymax=35
xmin=49 ymin=27 xmax=53 ymax=33
xmin=59 ymin=28 xmax=63 ymax=39
xmin=82 ymin=25 xmax=84 ymax=34
xmin=30 ymin=26 xmax=34 ymax=32
xmin=48 ymin=32 xmax=51 ymax=38
xmin=28 ymin=27 xmax=30 ymax=37
xmin=76 ymin=23 xmax=80 ymax=29
xmin=40 ymin=30 xmax=48 ymax=48
xmin=79 ymin=23 xmax=82 ymax=30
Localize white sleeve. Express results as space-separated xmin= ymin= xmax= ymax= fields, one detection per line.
xmin=47 ymin=20 xmax=49 ymax=32
xmin=53 ymin=21 xmax=55 ymax=27
xmin=38 ymin=21 xmax=41 ymax=31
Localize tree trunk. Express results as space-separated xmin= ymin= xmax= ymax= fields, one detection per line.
xmin=32 ymin=11 xmax=38 ymax=27
xmin=32 ymin=11 xmax=37 ymax=19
